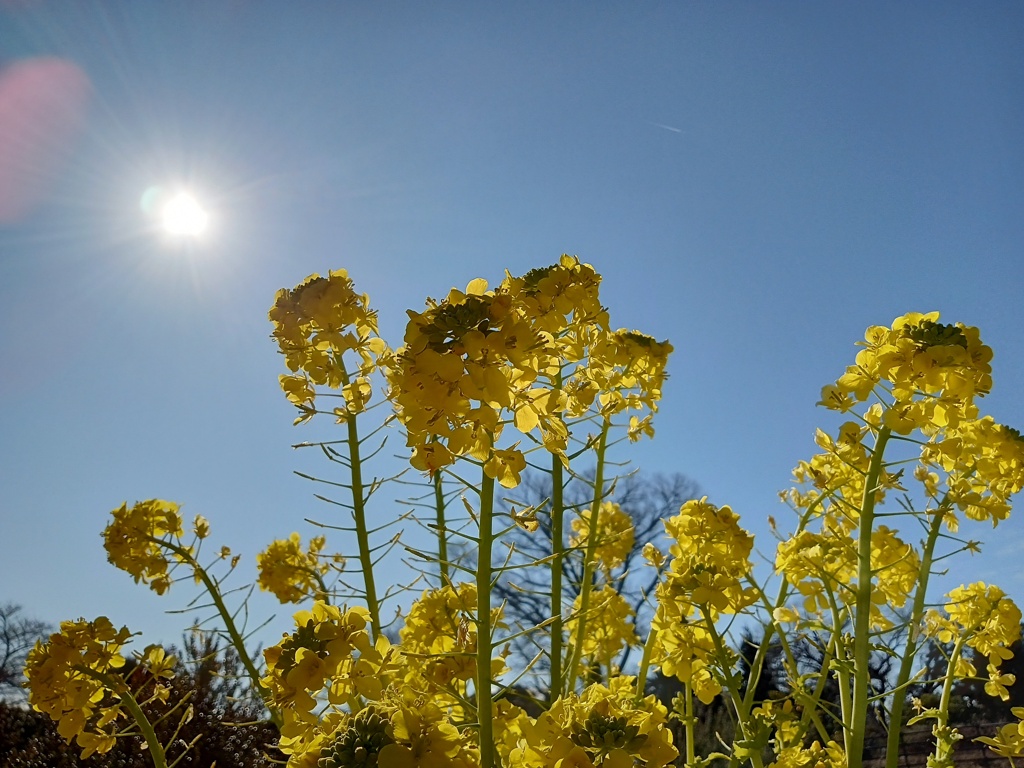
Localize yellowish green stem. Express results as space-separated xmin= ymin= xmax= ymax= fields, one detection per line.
xmin=885 ymin=503 xmax=946 ymax=768
xmin=344 ymin=406 xmax=381 ymax=641
xmin=158 ymin=539 xmax=280 ymax=727
xmin=564 ymin=419 xmax=610 ymax=695
xmin=476 ymin=468 xmax=497 ymax=768
xmin=934 ymin=637 xmax=967 ymax=765
xmin=701 ymin=607 xmax=764 ymax=768
xmin=434 ymin=471 xmax=450 ymax=586
xmin=549 ymin=452 xmax=566 ymax=705
xmin=83 ymin=669 xmax=167 ymax=768
xmin=634 ymin=621 xmax=659 ymax=705
xmin=684 ymin=682 xmax=697 ymax=767
xmin=848 ymin=425 xmax=892 ymax=768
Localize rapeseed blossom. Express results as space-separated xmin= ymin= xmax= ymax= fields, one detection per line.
xmin=569 ymin=502 xmax=635 ymax=576
xmin=270 ymin=269 xmax=388 ymax=425
xmin=24 ymin=617 xmax=173 ymax=760
xmin=510 ymin=681 xmax=677 ymax=768
xmin=399 ymin=583 xmax=505 ymax=692
xmin=566 ymin=585 xmax=639 ymax=670
xmin=257 ymin=533 xmax=331 ymax=604
xmin=102 ymin=499 xmax=186 ymax=595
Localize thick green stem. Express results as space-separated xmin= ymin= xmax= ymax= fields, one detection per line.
xmin=563 ymin=419 xmax=610 ymax=695
xmin=934 ymin=637 xmax=966 ymax=765
xmin=83 ymin=669 xmax=167 ymax=768
xmin=634 ymin=622 xmax=659 ymax=704
xmin=549 ymin=452 xmax=565 ymax=705
xmin=434 ymin=472 xmax=449 ymax=587
xmin=885 ymin=505 xmax=946 ymax=768
xmin=119 ymin=687 xmax=168 ymax=768
xmin=848 ymin=426 xmax=892 ymax=768
xmin=684 ymin=682 xmax=697 ymax=767
xmin=344 ymin=408 xmax=381 ymax=641
xmin=476 ymin=469 xmax=497 ymax=768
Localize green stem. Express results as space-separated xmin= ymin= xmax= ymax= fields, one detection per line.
xmin=119 ymin=687 xmax=168 ymax=768
xmin=434 ymin=472 xmax=450 ymax=587
xmin=550 ymin=451 xmax=565 ymax=705
xmin=827 ymin=597 xmax=854 ymax=751
xmin=476 ymin=468 xmax=496 ymax=768
xmin=884 ymin=503 xmax=946 ymax=768
xmin=83 ymin=669 xmax=167 ymax=768
xmin=701 ymin=607 xmax=764 ymax=768
xmin=934 ymin=637 xmax=966 ymax=765
xmin=684 ymin=682 xmax=697 ymax=767
xmin=344 ymin=403 xmax=381 ymax=641
xmin=563 ymin=419 xmax=610 ymax=696
xmin=634 ymin=621 xmax=659 ymax=705
xmin=849 ymin=426 xmax=892 ymax=768
xmin=158 ymin=540 xmax=280 ymax=727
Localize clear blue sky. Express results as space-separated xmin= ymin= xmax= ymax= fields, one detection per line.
xmin=1 ymin=3 xmax=1022 ymax=648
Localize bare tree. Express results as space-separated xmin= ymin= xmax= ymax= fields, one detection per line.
xmin=0 ymin=604 xmax=50 ymax=701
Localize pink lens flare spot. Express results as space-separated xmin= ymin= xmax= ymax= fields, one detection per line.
xmin=0 ymin=57 xmax=92 ymax=223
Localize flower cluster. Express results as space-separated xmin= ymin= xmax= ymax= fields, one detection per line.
xmin=921 ymin=416 xmax=1024 ymax=528
xmin=567 ymin=586 xmax=639 ymax=669
xmin=588 ymin=330 xmax=673 ymax=437
xmin=262 ymin=602 xmax=396 ymax=738
xmin=569 ymin=502 xmax=635 ymax=576
xmin=511 ymin=679 xmax=677 ymax=768
xmin=924 ymin=582 xmax=1022 ymax=699
xmin=388 ymin=259 xmax=672 ymax=485
xmin=257 ymin=533 xmax=332 ymax=604
xmin=500 ymin=256 xmax=607 ymax=343
xmin=102 ymin=499 xmax=188 ymax=595
xmin=387 ymin=279 xmax=548 ymax=485
xmin=24 ymin=617 xmax=174 ymax=759
xmin=659 ymin=497 xmax=754 ymax=617
xmin=775 ymin=522 xmax=919 ymax=628
xmin=270 ymin=269 xmax=388 ymax=425
xmin=651 ymin=498 xmax=754 ymax=704
xmin=767 ymin=739 xmax=846 ymax=768
xmin=399 ymin=582 xmax=505 ymax=692
xmin=282 ymin=691 xmax=477 ymax=768
xmin=820 ymin=311 xmax=992 ymax=429
xmin=976 ymin=708 xmax=1024 ymax=759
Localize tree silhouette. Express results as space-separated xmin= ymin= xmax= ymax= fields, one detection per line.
xmin=0 ymin=604 xmax=50 ymax=702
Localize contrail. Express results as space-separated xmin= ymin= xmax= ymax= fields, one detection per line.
xmin=651 ymin=122 xmax=684 ymax=133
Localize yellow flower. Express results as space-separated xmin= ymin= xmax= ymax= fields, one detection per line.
xmin=985 ymin=665 xmax=1016 ymax=701
xmin=102 ymin=499 xmax=185 ymax=595
xmin=257 ymin=533 xmax=330 ymax=604
xmin=270 ymin=269 xmax=388 ymax=423
xmin=484 ymin=446 xmax=528 ymax=489
xmin=661 ymin=497 xmax=754 ymax=616
xmin=516 ymin=683 xmax=677 ymax=768
xmin=567 ymin=586 xmax=640 ymax=667
xmin=24 ymin=617 xmax=141 ymax=758
xmin=262 ymin=602 xmax=377 ymax=719
xmin=142 ymin=645 xmax=176 ymax=679
xmin=399 ymin=583 xmax=504 ymax=692
xmin=570 ymin=502 xmax=635 ymax=575
xmin=379 ymin=695 xmax=471 ymax=768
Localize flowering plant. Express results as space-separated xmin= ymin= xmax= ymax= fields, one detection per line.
xmin=24 ymin=260 xmax=1024 ymax=768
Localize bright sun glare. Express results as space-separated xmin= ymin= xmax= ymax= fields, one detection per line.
xmin=161 ymin=192 xmax=209 ymax=237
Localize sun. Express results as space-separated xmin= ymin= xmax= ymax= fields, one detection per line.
xmin=160 ymin=192 xmax=209 ymax=237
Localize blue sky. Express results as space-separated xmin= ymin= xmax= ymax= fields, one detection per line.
xmin=1 ymin=3 xmax=1022 ymax=649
